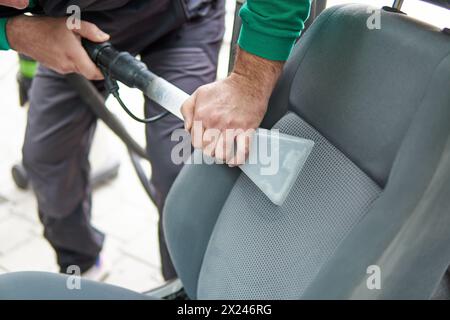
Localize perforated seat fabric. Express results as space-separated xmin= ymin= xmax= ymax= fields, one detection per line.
xmin=197 ymin=113 xmax=381 ymax=299
xmin=164 ymin=4 xmax=450 ymax=300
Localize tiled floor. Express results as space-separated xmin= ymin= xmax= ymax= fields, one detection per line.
xmin=0 ymin=0 xmax=235 ymax=292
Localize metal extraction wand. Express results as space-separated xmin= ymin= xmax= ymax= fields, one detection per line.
xmin=83 ymin=40 xmax=314 ymax=206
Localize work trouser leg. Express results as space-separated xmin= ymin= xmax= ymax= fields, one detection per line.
xmin=141 ymin=7 xmax=225 ymax=280
xmin=23 ymin=66 xmax=104 ymax=273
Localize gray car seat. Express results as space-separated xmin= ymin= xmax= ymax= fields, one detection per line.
xmin=163 ymin=3 xmax=450 ymax=300
xmin=1 ymin=3 xmax=449 ymax=300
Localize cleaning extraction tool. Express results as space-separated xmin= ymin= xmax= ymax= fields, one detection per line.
xmin=82 ymin=40 xmax=314 ymax=206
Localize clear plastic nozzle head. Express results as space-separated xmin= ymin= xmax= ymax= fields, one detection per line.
xmin=239 ymin=129 xmax=314 ymax=206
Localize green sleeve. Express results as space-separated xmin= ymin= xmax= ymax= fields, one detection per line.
xmin=0 ymin=0 xmax=38 ymax=51
xmin=237 ymin=0 xmax=312 ymax=61
xmin=0 ymin=18 xmax=10 ymax=50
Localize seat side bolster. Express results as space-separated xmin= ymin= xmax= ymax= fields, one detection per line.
xmin=163 ymin=151 xmax=240 ymax=299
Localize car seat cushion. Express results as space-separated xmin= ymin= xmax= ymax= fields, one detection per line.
xmin=197 ymin=113 xmax=382 ymax=299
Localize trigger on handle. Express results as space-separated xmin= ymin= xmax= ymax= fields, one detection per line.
xmin=82 ymin=39 xmax=112 ymax=65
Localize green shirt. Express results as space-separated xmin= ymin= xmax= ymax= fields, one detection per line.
xmin=0 ymin=0 xmax=37 ymax=50
xmin=0 ymin=17 xmax=10 ymax=50
xmin=1 ymin=0 xmax=312 ymax=61
xmin=238 ymin=0 xmax=311 ymax=61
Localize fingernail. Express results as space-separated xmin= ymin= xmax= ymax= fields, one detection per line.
xmin=98 ymin=31 xmax=110 ymax=40
xmin=16 ymin=0 xmax=29 ymax=9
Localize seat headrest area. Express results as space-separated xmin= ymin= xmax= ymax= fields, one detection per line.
xmin=280 ymin=4 xmax=450 ymax=187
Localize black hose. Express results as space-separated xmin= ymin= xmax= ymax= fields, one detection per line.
xmin=128 ymin=148 xmax=158 ymax=204
xmin=65 ymin=73 xmax=150 ymax=161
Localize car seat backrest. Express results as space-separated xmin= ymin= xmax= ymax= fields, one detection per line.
xmin=267 ymin=4 xmax=450 ymax=187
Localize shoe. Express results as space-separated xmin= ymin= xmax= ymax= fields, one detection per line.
xmin=81 ymin=255 xmax=111 ymax=282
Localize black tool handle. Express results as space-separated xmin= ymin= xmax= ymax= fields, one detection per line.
xmin=82 ymin=39 xmax=157 ymax=91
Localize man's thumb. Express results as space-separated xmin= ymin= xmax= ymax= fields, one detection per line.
xmin=74 ymin=21 xmax=110 ymax=42
xmin=181 ymin=93 xmax=196 ymax=132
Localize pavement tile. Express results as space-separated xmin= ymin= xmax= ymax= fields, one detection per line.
xmin=8 ymin=194 xmax=40 ymax=225
xmin=0 ymin=215 xmax=35 ymax=254
xmin=0 ymin=203 xmax=10 ymax=222
xmin=121 ymin=223 xmax=161 ymax=268
xmin=92 ymin=205 xmax=156 ymax=243
xmin=0 ymin=235 xmax=58 ymax=273
xmin=101 ymin=236 xmax=126 ymax=266
xmin=103 ymin=255 xmax=164 ymax=292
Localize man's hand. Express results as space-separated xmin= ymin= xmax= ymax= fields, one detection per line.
xmin=7 ymin=16 xmax=109 ymax=80
xmin=0 ymin=0 xmax=28 ymax=9
xmin=181 ymin=48 xmax=284 ymax=166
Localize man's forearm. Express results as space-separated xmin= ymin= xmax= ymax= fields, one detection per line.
xmin=238 ymin=0 xmax=311 ymax=61
xmin=5 ymin=14 xmax=108 ymax=79
xmin=177 ymin=0 xmax=313 ymax=166
xmin=231 ymin=47 xmax=284 ymax=101
xmin=0 ymin=0 xmax=37 ymax=50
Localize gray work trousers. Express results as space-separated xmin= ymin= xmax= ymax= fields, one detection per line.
xmin=22 ymin=11 xmax=224 ymax=279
